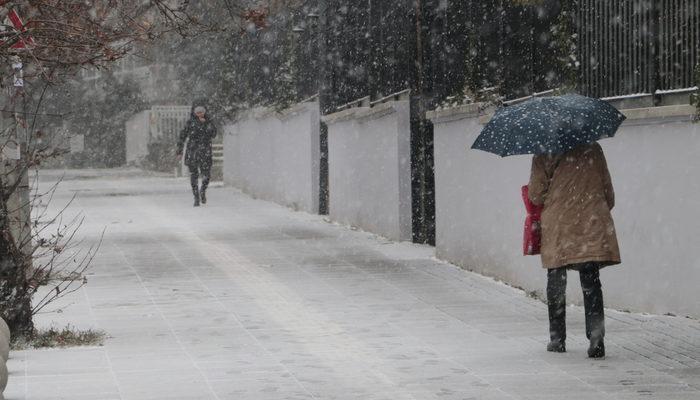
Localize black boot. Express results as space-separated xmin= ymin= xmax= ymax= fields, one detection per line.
xmin=581 ymin=264 xmax=605 ymax=358
xmin=588 ymin=341 xmax=605 ymax=358
xmin=200 ymin=169 xmax=210 ymax=205
xmin=192 ymin=187 xmax=200 ymax=207
xmin=547 ymin=340 xmax=566 ymax=353
xmin=547 ymin=268 xmax=567 ymax=353
xmin=190 ymin=170 xmax=200 ymax=207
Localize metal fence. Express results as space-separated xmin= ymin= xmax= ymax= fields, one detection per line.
xmin=659 ymin=0 xmax=700 ymax=90
xmin=148 ymin=106 xmax=190 ymax=175
xmin=245 ymin=1 xmax=700 ymax=106
xmin=149 ymin=106 xmax=190 ymax=144
xmin=321 ymin=0 xmax=700 ymax=103
xmin=578 ymin=0 xmax=700 ymax=98
xmin=322 ymin=0 xmax=569 ymax=108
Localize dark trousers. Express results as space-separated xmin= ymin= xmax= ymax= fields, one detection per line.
xmin=189 ymin=164 xmax=211 ymax=196
xmin=547 ymin=262 xmax=605 ymax=343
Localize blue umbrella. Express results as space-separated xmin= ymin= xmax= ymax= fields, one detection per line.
xmin=471 ymin=94 xmax=626 ymax=157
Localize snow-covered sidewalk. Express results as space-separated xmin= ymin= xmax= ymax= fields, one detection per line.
xmin=5 ymin=170 xmax=700 ymax=400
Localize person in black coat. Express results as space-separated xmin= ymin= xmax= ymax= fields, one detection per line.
xmin=176 ymin=105 xmax=217 ymax=207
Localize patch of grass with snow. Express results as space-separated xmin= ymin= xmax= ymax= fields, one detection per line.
xmin=11 ymin=325 xmax=107 ymax=350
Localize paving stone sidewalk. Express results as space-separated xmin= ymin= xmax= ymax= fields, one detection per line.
xmin=5 ymin=170 xmax=700 ymax=400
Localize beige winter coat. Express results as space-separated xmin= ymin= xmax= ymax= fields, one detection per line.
xmin=528 ymin=143 xmax=621 ymax=269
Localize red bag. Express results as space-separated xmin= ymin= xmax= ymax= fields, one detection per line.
xmin=521 ymin=185 xmax=543 ymax=255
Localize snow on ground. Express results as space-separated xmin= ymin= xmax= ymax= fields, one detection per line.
xmin=5 ymin=169 xmax=700 ymax=400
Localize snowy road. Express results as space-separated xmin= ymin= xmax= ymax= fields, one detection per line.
xmin=5 ymin=169 xmax=700 ymax=400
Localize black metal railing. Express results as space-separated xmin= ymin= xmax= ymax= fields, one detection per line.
xmin=659 ymin=0 xmax=700 ymax=91
xmin=237 ymin=1 xmax=699 ymax=108
xmin=578 ymin=0 xmax=700 ymax=98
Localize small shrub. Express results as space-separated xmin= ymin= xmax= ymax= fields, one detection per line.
xmin=11 ymin=326 xmax=107 ymax=350
xmin=145 ymin=139 xmax=178 ymax=172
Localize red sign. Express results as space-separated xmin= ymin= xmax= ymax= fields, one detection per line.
xmin=1 ymin=7 xmax=35 ymax=49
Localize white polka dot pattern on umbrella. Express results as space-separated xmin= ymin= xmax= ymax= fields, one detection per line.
xmin=471 ymin=94 xmax=626 ymax=157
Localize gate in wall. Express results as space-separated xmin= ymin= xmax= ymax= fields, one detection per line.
xmin=148 ymin=106 xmax=191 ymax=175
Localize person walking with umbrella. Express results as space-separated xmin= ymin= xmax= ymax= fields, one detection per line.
xmin=177 ymin=105 xmax=217 ymax=207
xmin=528 ymin=141 xmax=619 ymax=358
xmin=472 ymin=94 xmax=625 ymax=358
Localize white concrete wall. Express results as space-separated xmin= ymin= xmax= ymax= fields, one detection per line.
xmin=325 ymin=101 xmax=412 ymax=241
xmin=432 ymin=106 xmax=700 ymax=318
xmin=125 ymin=110 xmax=151 ymax=165
xmin=223 ymin=101 xmax=320 ymax=213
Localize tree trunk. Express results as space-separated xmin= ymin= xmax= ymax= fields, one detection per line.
xmin=0 ymin=231 xmax=35 ymax=336
xmin=0 ymin=173 xmax=35 ymax=337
